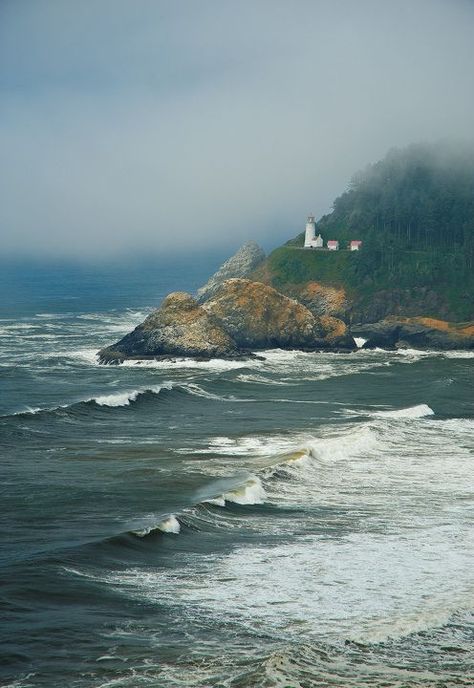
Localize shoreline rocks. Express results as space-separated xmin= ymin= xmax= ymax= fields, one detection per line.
xmin=98 ymin=292 xmax=245 ymax=363
xmin=99 ymin=279 xmax=356 ymax=363
xmin=352 ymin=318 xmax=474 ymax=350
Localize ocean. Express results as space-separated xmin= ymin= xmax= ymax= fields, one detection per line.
xmin=1 ymin=258 xmax=473 ymax=687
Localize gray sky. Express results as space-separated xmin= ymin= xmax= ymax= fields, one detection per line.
xmin=1 ymin=0 xmax=474 ymax=259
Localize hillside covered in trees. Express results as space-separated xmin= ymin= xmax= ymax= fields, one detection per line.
xmin=262 ymin=142 xmax=474 ymax=322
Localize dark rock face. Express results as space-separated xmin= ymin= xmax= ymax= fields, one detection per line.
xmin=352 ymin=319 xmax=474 ymax=350
xmin=99 ymin=280 xmax=356 ymax=362
xmin=202 ymin=279 xmax=355 ymax=350
xmin=196 ymin=241 xmax=265 ymax=303
xmin=99 ymin=292 xmax=242 ymax=363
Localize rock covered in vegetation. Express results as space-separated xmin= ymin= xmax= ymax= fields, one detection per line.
xmin=353 ymin=317 xmax=474 ymax=350
xmin=349 ymin=287 xmax=451 ymax=325
xmin=99 ymin=280 xmax=356 ymax=362
xmin=196 ymin=241 xmax=265 ymax=303
xmin=202 ymin=279 xmax=355 ymax=350
xmin=98 ymin=292 xmax=242 ymax=363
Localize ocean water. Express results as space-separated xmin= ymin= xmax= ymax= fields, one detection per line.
xmin=1 ymin=259 xmax=473 ymax=688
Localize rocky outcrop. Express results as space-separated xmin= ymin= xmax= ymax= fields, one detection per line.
xmin=202 ymin=279 xmax=355 ymax=350
xmin=284 ymin=282 xmax=349 ymax=319
xmin=98 ymin=292 xmax=243 ymax=363
xmin=352 ymin=317 xmax=474 ymax=350
xmin=99 ymin=280 xmax=356 ymax=362
xmin=196 ymin=241 xmax=265 ymax=303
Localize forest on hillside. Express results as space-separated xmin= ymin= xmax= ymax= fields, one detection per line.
xmin=325 ymin=142 xmax=474 ymax=257
xmin=279 ymin=142 xmax=474 ymax=319
xmin=292 ymin=142 xmax=474 ymax=275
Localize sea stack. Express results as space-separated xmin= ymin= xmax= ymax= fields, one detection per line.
xmin=99 ymin=279 xmax=356 ymax=362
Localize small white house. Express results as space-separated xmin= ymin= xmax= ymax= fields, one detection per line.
xmin=313 ymin=233 xmax=324 ymax=248
xmin=350 ymin=240 xmax=362 ymax=251
xmin=327 ymin=240 xmax=339 ymax=251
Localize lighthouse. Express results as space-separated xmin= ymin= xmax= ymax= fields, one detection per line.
xmin=304 ymin=215 xmax=316 ymax=247
xmin=304 ymin=216 xmax=323 ymax=248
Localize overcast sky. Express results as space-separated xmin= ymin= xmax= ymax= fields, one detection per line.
xmin=1 ymin=0 xmax=474 ymax=259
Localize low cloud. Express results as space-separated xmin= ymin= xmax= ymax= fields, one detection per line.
xmin=1 ymin=0 xmax=474 ymax=259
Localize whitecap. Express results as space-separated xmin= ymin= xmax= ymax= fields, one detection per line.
xmin=93 ymin=390 xmax=141 ymax=407
xmin=92 ymin=383 xmax=172 ymax=407
xmin=223 ymin=477 xmax=266 ymax=505
xmin=354 ymin=337 xmax=367 ymax=348
xmin=371 ymin=403 xmax=434 ymax=419
xmin=134 ymin=515 xmax=181 ymax=537
xmin=444 ymin=350 xmax=474 ymax=358
xmin=121 ymin=357 xmax=258 ymax=371
xmin=203 ymin=496 xmax=226 ymax=507
xmin=67 ymin=349 xmax=100 ymax=365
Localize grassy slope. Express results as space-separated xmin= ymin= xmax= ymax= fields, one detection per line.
xmin=265 ymin=245 xmax=473 ymax=321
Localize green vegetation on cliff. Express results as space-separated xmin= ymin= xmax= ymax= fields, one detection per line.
xmin=268 ymin=142 xmax=474 ymax=321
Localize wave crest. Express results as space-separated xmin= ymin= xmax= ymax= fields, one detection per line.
xmin=371 ymin=403 xmax=434 ymax=419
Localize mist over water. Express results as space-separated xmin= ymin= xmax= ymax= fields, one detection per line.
xmin=2 ymin=1 xmax=474 ymax=258
xmin=1 ymin=262 xmax=473 ymax=687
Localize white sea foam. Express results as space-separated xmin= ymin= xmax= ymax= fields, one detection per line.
xmin=371 ymin=403 xmax=434 ymax=419
xmin=121 ymin=357 xmax=258 ymax=371
xmin=395 ymin=347 xmax=474 ymax=360
xmin=207 ymin=434 xmax=301 ymax=458
xmin=81 ymin=407 xmax=474 ymax=657
xmin=223 ymin=476 xmax=266 ymax=505
xmin=109 ymin=521 xmax=474 ymax=644
xmin=134 ymin=515 xmax=181 ymax=536
xmin=68 ymin=348 xmax=100 ymax=365
xmin=157 ymin=515 xmax=181 ymax=534
xmin=354 ymin=337 xmax=367 ymax=348
xmin=260 ymin=348 xmax=306 ymax=363
xmin=93 ymin=390 xmax=142 ymax=407
xmin=92 ymin=383 xmax=172 ymax=407
xmin=444 ymin=350 xmax=474 ymax=358
xmin=307 ymin=424 xmax=380 ymax=464
xmin=203 ymin=496 xmax=226 ymax=507
xmin=4 ymin=385 xmax=174 ymax=416
xmin=236 ymin=373 xmax=291 ymax=385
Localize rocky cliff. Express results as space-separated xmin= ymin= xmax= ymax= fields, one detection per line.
xmin=196 ymin=241 xmax=265 ymax=303
xmin=352 ymin=317 xmax=474 ymax=350
xmin=203 ymin=279 xmax=354 ymax=350
xmin=99 ymin=292 xmax=242 ymax=363
xmin=99 ymin=279 xmax=355 ymax=362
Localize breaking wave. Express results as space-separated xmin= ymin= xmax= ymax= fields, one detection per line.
xmin=371 ymin=403 xmax=434 ymax=419
xmin=1 ymin=381 xmax=251 ymax=419
xmin=92 ymin=386 xmax=168 ymax=407
xmin=134 ymin=515 xmax=181 ymax=537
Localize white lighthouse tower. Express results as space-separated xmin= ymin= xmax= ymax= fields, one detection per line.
xmin=304 ymin=216 xmax=323 ymax=248
xmin=304 ymin=215 xmax=316 ymax=247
